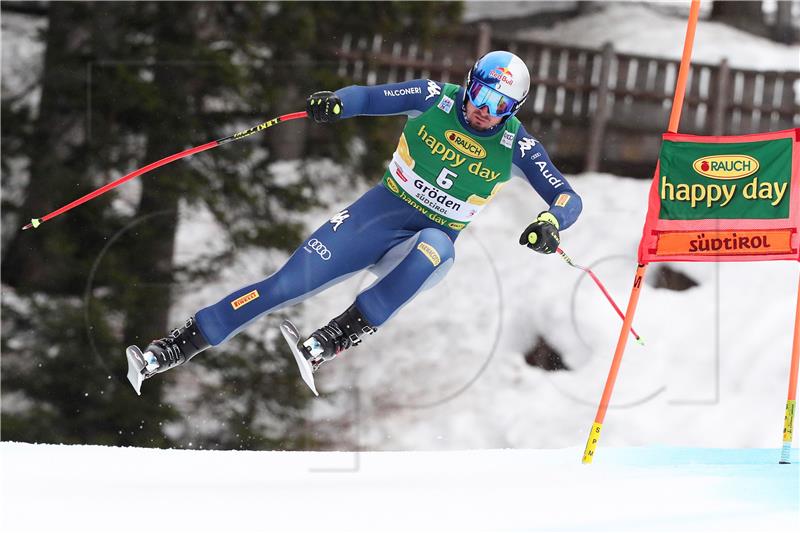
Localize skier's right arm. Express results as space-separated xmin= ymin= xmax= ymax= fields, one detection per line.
xmin=306 ymin=80 xmax=443 ymax=123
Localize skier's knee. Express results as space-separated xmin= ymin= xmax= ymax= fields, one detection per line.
xmin=419 ymin=256 xmax=453 ymax=293
xmin=415 ymin=228 xmax=455 ymax=267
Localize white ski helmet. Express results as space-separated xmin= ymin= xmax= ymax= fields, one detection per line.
xmin=464 ymin=50 xmax=531 ymax=120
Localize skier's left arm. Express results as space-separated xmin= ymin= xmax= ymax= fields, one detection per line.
xmin=512 ymin=125 xmax=582 ymax=254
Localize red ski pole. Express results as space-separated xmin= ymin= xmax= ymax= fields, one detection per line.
xmin=556 ymin=247 xmax=644 ymax=345
xmin=22 ymin=111 xmax=308 ymax=231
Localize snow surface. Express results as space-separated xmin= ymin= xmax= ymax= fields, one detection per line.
xmin=1 ymin=442 xmax=797 ymax=533
xmin=463 ymin=0 xmax=583 ymax=23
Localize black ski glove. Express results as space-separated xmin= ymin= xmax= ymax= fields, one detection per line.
xmin=306 ymin=91 xmax=343 ymax=123
xmin=519 ymin=211 xmax=560 ymax=254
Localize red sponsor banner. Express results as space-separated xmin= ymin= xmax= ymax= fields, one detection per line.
xmin=638 ymin=128 xmax=800 ymax=263
xmin=654 ymin=229 xmax=795 ymax=258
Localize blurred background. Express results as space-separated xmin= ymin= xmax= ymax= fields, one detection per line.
xmin=2 ymin=1 xmax=799 ymax=452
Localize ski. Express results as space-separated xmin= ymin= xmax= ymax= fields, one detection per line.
xmin=125 ymin=345 xmax=148 ymax=396
xmin=279 ymin=320 xmax=320 ymax=396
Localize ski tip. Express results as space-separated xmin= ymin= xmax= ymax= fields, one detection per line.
xmin=279 ymin=320 xmax=320 ymax=397
xmin=279 ymin=320 xmax=299 ymax=338
xmin=125 ymin=345 xmax=146 ymax=396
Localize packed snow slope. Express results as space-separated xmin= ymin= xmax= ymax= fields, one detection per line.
xmin=1 ymin=442 xmax=797 ymax=533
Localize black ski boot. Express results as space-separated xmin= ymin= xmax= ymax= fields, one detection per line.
xmin=301 ymin=303 xmax=377 ymax=370
xmin=280 ymin=303 xmax=376 ymax=396
xmin=125 ymin=316 xmax=211 ymax=395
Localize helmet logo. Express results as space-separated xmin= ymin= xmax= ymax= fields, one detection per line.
xmin=489 ymin=67 xmax=514 ymax=85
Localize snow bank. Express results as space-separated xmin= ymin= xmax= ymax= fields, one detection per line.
xmin=518 ymin=3 xmax=800 ymax=71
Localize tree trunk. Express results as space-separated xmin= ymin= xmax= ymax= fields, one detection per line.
xmin=267 ymin=78 xmax=310 ymax=161
xmin=122 ymin=4 xmax=193 ymax=344
xmin=772 ymin=1 xmax=795 ymax=44
xmin=710 ymin=1 xmax=769 ymax=38
xmin=1 ymin=3 xmax=96 ymax=292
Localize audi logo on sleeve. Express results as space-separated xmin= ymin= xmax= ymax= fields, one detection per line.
xmin=304 ymin=238 xmax=332 ymax=260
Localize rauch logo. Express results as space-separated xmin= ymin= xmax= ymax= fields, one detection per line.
xmin=445 ymin=130 xmax=486 ymax=159
xmin=692 ymin=155 xmax=759 ymax=180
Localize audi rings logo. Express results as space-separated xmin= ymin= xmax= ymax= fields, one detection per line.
xmin=305 ymin=238 xmax=332 ymax=261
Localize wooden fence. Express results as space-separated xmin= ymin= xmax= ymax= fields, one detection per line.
xmin=334 ymin=25 xmax=800 ymax=177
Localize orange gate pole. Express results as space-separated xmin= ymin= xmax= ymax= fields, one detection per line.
xmin=582 ymin=264 xmax=648 ymax=463
xmin=780 ymin=270 xmax=800 ymax=463
xmin=582 ymin=0 xmax=702 ymax=464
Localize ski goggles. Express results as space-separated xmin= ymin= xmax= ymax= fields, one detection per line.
xmin=466 ymin=80 xmax=518 ymax=117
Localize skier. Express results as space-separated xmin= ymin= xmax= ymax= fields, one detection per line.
xmin=125 ymin=50 xmax=583 ymax=395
